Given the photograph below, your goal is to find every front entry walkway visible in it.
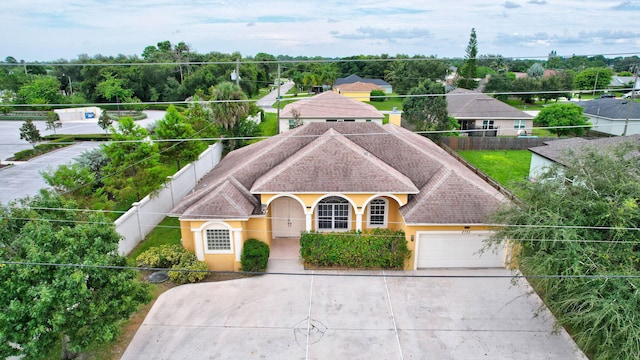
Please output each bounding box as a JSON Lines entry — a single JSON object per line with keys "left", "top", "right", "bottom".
{"left": 267, "top": 238, "right": 304, "bottom": 273}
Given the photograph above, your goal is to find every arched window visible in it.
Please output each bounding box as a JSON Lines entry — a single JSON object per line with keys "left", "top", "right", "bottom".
{"left": 317, "top": 196, "right": 350, "bottom": 231}
{"left": 367, "top": 198, "right": 388, "bottom": 228}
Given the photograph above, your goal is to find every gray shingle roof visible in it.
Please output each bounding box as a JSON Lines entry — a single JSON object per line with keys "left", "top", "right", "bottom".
{"left": 529, "top": 134, "right": 640, "bottom": 166}
{"left": 335, "top": 74, "right": 390, "bottom": 87}
{"left": 171, "top": 122, "right": 506, "bottom": 224}
{"left": 447, "top": 88, "right": 533, "bottom": 120}
{"left": 577, "top": 99, "right": 640, "bottom": 120}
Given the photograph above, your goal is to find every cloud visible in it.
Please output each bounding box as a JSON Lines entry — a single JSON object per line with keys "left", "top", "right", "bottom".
{"left": 332, "top": 27, "right": 431, "bottom": 41}
{"left": 494, "top": 30, "right": 640, "bottom": 49}
{"left": 504, "top": 1, "right": 521, "bottom": 8}
{"left": 528, "top": 0, "right": 546, "bottom": 4}
{"left": 611, "top": 1, "right": 640, "bottom": 10}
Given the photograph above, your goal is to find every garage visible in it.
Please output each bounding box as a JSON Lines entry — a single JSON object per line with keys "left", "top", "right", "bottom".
{"left": 416, "top": 231, "right": 506, "bottom": 269}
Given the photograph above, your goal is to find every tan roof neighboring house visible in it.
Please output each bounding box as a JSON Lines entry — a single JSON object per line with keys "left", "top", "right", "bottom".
{"left": 281, "top": 91, "right": 383, "bottom": 119}
{"left": 334, "top": 81, "right": 382, "bottom": 92}
{"left": 447, "top": 88, "right": 533, "bottom": 120}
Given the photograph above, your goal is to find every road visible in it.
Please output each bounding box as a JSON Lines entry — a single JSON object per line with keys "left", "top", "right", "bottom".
{"left": 0, "top": 111, "right": 165, "bottom": 205}
{"left": 256, "top": 81, "right": 295, "bottom": 112}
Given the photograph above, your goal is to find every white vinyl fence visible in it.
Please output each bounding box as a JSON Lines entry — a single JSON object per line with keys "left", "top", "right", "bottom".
{"left": 115, "top": 143, "right": 223, "bottom": 255}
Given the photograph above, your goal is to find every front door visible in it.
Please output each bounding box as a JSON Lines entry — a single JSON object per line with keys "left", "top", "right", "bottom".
{"left": 271, "top": 197, "right": 306, "bottom": 238}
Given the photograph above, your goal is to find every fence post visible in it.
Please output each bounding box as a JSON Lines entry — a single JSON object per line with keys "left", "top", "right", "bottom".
{"left": 132, "top": 202, "right": 143, "bottom": 241}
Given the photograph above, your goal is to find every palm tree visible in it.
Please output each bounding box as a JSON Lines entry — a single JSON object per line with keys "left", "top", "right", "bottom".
{"left": 209, "top": 81, "right": 250, "bottom": 130}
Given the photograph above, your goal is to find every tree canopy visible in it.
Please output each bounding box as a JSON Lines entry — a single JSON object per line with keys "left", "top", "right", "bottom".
{"left": 487, "top": 141, "right": 640, "bottom": 360}
{"left": 534, "top": 103, "right": 591, "bottom": 136}
{"left": 401, "top": 80, "right": 458, "bottom": 142}
{"left": 0, "top": 191, "right": 150, "bottom": 359}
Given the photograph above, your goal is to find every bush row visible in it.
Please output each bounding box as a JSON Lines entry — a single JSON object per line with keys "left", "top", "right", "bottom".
{"left": 300, "top": 228, "right": 410, "bottom": 269}
{"left": 136, "top": 244, "right": 208, "bottom": 284}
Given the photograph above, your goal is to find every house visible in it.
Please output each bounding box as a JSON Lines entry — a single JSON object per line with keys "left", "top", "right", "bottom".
{"left": 278, "top": 91, "right": 384, "bottom": 133}
{"left": 528, "top": 134, "right": 640, "bottom": 181}
{"left": 608, "top": 76, "right": 640, "bottom": 90}
{"left": 333, "top": 81, "right": 383, "bottom": 102}
{"left": 577, "top": 98, "right": 640, "bottom": 136}
{"left": 335, "top": 74, "right": 393, "bottom": 94}
{"left": 446, "top": 88, "right": 534, "bottom": 136}
{"left": 169, "top": 122, "right": 509, "bottom": 272}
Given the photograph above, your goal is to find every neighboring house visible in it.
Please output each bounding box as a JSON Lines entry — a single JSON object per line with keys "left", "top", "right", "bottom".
{"left": 577, "top": 98, "right": 640, "bottom": 136}
{"left": 333, "top": 81, "right": 383, "bottom": 102}
{"left": 335, "top": 74, "right": 393, "bottom": 94}
{"left": 609, "top": 76, "right": 640, "bottom": 90}
{"left": 170, "top": 122, "right": 509, "bottom": 272}
{"left": 528, "top": 134, "right": 640, "bottom": 181}
{"left": 278, "top": 91, "right": 384, "bottom": 133}
{"left": 446, "top": 88, "right": 534, "bottom": 137}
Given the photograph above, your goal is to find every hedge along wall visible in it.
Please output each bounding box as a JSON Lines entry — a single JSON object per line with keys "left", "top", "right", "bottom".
{"left": 300, "top": 228, "right": 410, "bottom": 269}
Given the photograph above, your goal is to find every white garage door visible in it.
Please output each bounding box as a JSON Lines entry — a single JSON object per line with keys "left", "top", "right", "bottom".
{"left": 416, "top": 231, "right": 506, "bottom": 268}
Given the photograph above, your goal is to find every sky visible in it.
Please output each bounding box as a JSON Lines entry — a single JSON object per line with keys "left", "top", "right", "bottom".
{"left": 1, "top": 0, "right": 639, "bottom": 62}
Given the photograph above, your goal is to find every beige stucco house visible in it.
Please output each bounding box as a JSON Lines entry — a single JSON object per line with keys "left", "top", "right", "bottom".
{"left": 447, "top": 88, "right": 534, "bottom": 136}
{"left": 170, "top": 122, "right": 509, "bottom": 272}
{"left": 279, "top": 91, "right": 384, "bottom": 133}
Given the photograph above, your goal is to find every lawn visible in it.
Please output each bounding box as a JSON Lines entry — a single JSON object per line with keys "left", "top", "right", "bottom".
{"left": 456, "top": 150, "right": 531, "bottom": 193}
{"left": 258, "top": 112, "right": 278, "bottom": 136}
{"left": 127, "top": 216, "right": 182, "bottom": 263}
{"left": 365, "top": 95, "right": 404, "bottom": 111}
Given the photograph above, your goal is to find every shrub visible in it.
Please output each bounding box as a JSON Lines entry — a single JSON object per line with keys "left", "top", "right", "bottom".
{"left": 300, "top": 228, "right": 410, "bottom": 269}
{"left": 137, "top": 244, "right": 209, "bottom": 284}
{"left": 241, "top": 239, "right": 270, "bottom": 272}
{"left": 168, "top": 255, "right": 208, "bottom": 284}
{"left": 370, "top": 89, "right": 386, "bottom": 102}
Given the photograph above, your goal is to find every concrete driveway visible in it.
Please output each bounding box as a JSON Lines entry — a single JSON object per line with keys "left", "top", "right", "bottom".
{"left": 122, "top": 268, "right": 586, "bottom": 360}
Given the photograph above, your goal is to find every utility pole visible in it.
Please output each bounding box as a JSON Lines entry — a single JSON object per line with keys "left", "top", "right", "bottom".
{"left": 276, "top": 62, "right": 281, "bottom": 134}
{"left": 235, "top": 58, "right": 240, "bottom": 87}
{"left": 622, "top": 64, "right": 638, "bottom": 136}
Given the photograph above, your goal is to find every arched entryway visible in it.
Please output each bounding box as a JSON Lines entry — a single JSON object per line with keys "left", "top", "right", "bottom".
{"left": 271, "top": 196, "right": 306, "bottom": 238}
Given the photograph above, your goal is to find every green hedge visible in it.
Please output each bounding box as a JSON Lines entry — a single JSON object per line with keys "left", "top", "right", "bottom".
{"left": 136, "top": 244, "right": 208, "bottom": 285}
{"left": 300, "top": 228, "right": 410, "bottom": 269}
{"left": 241, "top": 239, "right": 270, "bottom": 272}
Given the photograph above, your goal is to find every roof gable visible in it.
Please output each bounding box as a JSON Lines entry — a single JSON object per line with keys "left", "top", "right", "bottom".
{"left": 281, "top": 91, "right": 383, "bottom": 119}
{"left": 251, "top": 128, "right": 419, "bottom": 193}
{"left": 174, "top": 177, "right": 259, "bottom": 219}
{"left": 447, "top": 88, "right": 533, "bottom": 119}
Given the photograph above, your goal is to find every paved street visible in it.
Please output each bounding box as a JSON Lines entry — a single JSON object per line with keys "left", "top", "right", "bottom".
{"left": 122, "top": 268, "right": 586, "bottom": 360}
{"left": 0, "top": 111, "right": 165, "bottom": 204}
{"left": 256, "top": 81, "right": 296, "bottom": 112}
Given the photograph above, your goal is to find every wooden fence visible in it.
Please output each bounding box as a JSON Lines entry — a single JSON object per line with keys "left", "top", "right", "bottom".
{"left": 442, "top": 136, "right": 555, "bottom": 151}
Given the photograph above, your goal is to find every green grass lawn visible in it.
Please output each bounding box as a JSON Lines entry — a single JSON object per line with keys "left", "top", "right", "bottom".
{"left": 456, "top": 150, "right": 531, "bottom": 193}
{"left": 365, "top": 95, "right": 404, "bottom": 111}
{"left": 127, "top": 216, "right": 182, "bottom": 263}
{"left": 259, "top": 112, "right": 278, "bottom": 136}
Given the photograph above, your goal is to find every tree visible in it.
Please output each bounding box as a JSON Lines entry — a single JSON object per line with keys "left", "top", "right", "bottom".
{"left": 534, "top": 103, "right": 591, "bottom": 136}
{"left": 154, "top": 105, "right": 206, "bottom": 169}
{"left": 391, "top": 57, "right": 450, "bottom": 95}
{"left": 457, "top": 28, "right": 478, "bottom": 90}
{"left": 97, "top": 108, "right": 112, "bottom": 134}
{"left": 526, "top": 62, "right": 545, "bottom": 78}
{"left": 401, "top": 80, "right": 458, "bottom": 142}
{"left": 573, "top": 67, "right": 614, "bottom": 91}
{"left": 19, "top": 119, "right": 41, "bottom": 148}
{"left": 483, "top": 73, "right": 512, "bottom": 101}
{"left": 209, "top": 81, "right": 250, "bottom": 130}
{"left": 45, "top": 111, "right": 62, "bottom": 135}
{"left": 487, "top": 141, "right": 640, "bottom": 360}
{"left": 95, "top": 73, "right": 133, "bottom": 114}
{"left": 17, "top": 76, "right": 62, "bottom": 109}
{"left": 217, "top": 116, "right": 261, "bottom": 153}
{"left": 0, "top": 191, "right": 150, "bottom": 360}
{"left": 102, "top": 117, "right": 167, "bottom": 203}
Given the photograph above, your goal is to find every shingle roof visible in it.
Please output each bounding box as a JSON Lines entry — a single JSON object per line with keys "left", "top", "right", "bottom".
{"left": 334, "top": 82, "right": 382, "bottom": 92}
{"left": 577, "top": 99, "right": 640, "bottom": 120}
{"left": 280, "top": 91, "right": 383, "bottom": 119}
{"left": 447, "top": 88, "right": 533, "bottom": 120}
{"left": 335, "top": 74, "right": 390, "bottom": 87}
{"left": 171, "top": 122, "right": 507, "bottom": 224}
{"left": 529, "top": 134, "right": 640, "bottom": 166}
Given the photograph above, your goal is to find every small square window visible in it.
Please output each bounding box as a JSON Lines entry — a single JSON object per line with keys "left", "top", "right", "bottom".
{"left": 206, "top": 229, "right": 231, "bottom": 251}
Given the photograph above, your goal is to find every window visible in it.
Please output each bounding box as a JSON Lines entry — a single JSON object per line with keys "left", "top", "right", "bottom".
{"left": 205, "top": 228, "right": 231, "bottom": 251}
{"left": 514, "top": 120, "right": 526, "bottom": 129}
{"left": 326, "top": 119, "right": 337, "bottom": 122}
{"left": 317, "top": 197, "right": 350, "bottom": 231}
{"left": 289, "top": 119, "right": 295, "bottom": 129}
{"left": 367, "top": 198, "right": 388, "bottom": 227}
{"left": 482, "top": 120, "right": 495, "bottom": 129}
